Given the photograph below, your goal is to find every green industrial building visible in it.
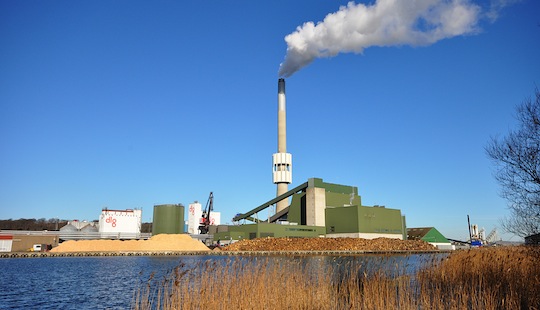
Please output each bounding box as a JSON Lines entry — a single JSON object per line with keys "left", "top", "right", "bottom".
{"left": 211, "top": 223, "right": 326, "bottom": 241}
{"left": 407, "top": 227, "right": 453, "bottom": 250}
{"left": 213, "top": 178, "right": 407, "bottom": 242}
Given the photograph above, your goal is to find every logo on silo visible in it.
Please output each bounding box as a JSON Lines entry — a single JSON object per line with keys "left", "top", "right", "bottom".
{"left": 105, "top": 216, "right": 117, "bottom": 227}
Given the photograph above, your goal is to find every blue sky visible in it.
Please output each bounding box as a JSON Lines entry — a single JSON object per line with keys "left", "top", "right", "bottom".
{"left": 1, "top": 0, "right": 538, "bottom": 241}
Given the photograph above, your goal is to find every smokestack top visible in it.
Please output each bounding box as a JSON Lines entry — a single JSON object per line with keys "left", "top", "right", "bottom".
{"left": 278, "top": 78, "right": 285, "bottom": 94}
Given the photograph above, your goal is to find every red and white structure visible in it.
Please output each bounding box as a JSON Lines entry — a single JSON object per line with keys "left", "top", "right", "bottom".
{"left": 0, "top": 235, "right": 13, "bottom": 252}
{"left": 187, "top": 201, "right": 221, "bottom": 234}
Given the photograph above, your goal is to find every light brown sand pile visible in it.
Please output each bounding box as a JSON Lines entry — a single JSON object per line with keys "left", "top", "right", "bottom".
{"left": 50, "top": 234, "right": 210, "bottom": 252}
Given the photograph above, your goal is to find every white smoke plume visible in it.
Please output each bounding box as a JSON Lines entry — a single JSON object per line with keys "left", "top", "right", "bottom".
{"left": 485, "top": 0, "right": 520, "bottom": 22}
{"left": 278, "top": 0, "right": 482, "bottom": 77}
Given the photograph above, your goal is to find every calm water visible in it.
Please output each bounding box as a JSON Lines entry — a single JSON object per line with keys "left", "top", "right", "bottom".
{"left": 0, "top": 254, "right": 446, "bottom": 310}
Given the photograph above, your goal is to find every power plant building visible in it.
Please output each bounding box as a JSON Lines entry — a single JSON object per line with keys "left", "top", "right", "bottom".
{"left": 215, "top": 178, "right": 407, "bottom": 241}
{"left": 214, "top": 78, "right": 407, "bottom": 242}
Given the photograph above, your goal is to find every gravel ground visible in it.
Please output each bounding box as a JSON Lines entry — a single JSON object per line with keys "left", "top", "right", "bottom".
{"left": 224, "top": 237, "right": 436, "bottom": 252}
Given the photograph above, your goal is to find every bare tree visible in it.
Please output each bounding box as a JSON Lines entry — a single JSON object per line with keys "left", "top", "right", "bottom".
{"left": 0, "top": 218, "right": 69, "bottom": 231}
{"left": 486, "top": 88, "right": 540, "bottom": 238}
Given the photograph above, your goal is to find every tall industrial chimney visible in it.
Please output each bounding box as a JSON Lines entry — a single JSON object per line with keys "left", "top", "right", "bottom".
{"left": 273, "top": 78, "right": 292, "bottom": 213}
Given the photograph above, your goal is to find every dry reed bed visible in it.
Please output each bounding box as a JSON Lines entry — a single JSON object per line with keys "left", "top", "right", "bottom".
{"left": 134, "top": 246, "right": 540, "bottom": 310}
{"left": 416, "top": 246, "right": 540, "bottom": 309}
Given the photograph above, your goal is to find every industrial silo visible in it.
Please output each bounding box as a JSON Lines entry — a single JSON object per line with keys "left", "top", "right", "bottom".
{"left": 152, "top": 204, "right": 185, "bottom": 235}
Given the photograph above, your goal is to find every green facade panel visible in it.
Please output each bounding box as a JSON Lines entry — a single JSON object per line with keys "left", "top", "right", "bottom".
{"left": 325, "top": 205, "right": 404, "bottom": 235}
{"left": 325, "top": 206, "right": 359, "bottom": 233}
{"left": 356, "top": 206, "right": 403, "bottom": 234}
{"left": 214, "top": 223, "right": 325, "bottom": 241}
{"left": 309, "top": 178, "right": 357, "bottom": 195}
{"left": 325, "top": 191, "right": 361, "bottom": 208}
{"left": 402, "top": 216, "right": 407, "bottom": 240}
{"left": 310, "top": 178, "right": 362, "bottom": 207}
{"left": 287, "top": 192, "right": 306, "bottom": 224}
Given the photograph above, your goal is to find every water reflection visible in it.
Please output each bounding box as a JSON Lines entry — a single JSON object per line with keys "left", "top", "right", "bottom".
{"left": 0, "top": 253, "right": 447, "bottom": 309}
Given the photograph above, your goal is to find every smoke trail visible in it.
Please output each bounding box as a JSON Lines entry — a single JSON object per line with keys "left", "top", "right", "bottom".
{"left": 278, "top": 0, "right": 481, "bottom": 77}
{"left": 485, "top": 0, "right": 519, "bottom": 22}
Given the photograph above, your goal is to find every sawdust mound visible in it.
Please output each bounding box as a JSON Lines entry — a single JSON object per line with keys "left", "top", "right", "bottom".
{"left": 50, "top": 234, "right": 210, "bottom": 252}
{"left": 224, "top": 237, "right": 436, "bottom": 252}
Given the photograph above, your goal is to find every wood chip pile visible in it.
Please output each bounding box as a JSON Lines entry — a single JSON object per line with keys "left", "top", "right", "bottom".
{"left": 50, "top": 234, "right": 210, "bottom": 252}
{"left": 224, "top": 237, "right": 436, "bottom": 252}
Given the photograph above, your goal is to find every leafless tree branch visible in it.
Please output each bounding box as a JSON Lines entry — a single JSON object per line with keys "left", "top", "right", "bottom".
{"left": 486, "top": 88, "right": 540, "bottom": 238}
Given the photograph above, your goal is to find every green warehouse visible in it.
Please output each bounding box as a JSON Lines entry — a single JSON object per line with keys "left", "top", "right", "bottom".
{"left": 213, "top": 178, "right": 406, "bottom": 242}
{"left": 407, "top": 227, "right": 454, "bottom": 250}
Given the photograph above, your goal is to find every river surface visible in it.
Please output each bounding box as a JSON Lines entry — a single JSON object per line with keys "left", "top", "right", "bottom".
{"left": 0, "top": 254, "right": 447, "bottom": 310}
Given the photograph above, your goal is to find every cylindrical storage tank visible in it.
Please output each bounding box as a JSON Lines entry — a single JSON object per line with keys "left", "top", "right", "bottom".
{"left": 152, "top": 204, "right": 185, "bottom": 235}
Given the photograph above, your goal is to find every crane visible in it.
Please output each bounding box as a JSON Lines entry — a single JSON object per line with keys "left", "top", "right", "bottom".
{"left": 199, "top": 192, "right": 214, "bottom": 234}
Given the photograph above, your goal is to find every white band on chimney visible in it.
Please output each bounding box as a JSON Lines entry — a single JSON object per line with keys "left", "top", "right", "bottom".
{"left": 273, "top": 152, "right": 292, "bottom": 184}
{"left": 278, "top": 93, "right": 286, "bottom": 111}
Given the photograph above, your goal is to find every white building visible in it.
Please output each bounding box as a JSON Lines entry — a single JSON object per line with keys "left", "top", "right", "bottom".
{"left": 187, "top": 202, "right": 220, "bottom": 234}
{"left": 0, "top": 235, "right": 13, "bottom": 252}
{"left": 98, "top": 208, "right": 142, "bottom": 237}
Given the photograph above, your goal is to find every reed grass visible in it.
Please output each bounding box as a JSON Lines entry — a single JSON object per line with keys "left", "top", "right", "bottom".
{"left": 416, "top": 246, "right": 540, "bottom": 309}
{"left": 133, "top": 246, "right": 540, "bottom": 310}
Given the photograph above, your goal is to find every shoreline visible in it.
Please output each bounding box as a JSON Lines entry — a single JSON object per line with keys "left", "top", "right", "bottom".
{"left": 1, "top": 249, "right": 446, "bottom": 258}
